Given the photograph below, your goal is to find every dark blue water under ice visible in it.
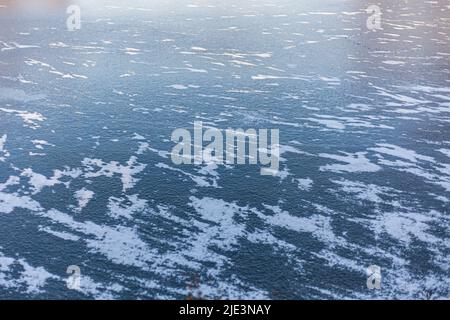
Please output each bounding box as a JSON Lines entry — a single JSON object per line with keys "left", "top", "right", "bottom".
{"left": 0, "top": 0, "right": 448, "bottom": 299}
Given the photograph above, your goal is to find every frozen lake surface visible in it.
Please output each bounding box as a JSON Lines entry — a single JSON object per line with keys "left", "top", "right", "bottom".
{"left": 0, "top": 0, "right": 449, "bottom": 299}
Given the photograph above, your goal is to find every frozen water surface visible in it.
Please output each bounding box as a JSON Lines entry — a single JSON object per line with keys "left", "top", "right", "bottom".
{"left": 0, "top": 0, "right": 449, "bottom": 299}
